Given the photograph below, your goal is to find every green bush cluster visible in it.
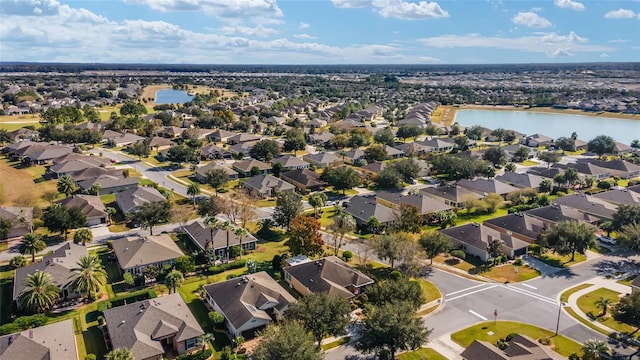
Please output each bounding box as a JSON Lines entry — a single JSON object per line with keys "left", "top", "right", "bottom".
{"left": 176, "top": 349, "right": 212, "bottom": 360}
{"left": 208, "top": 259, "right": 247, "bottom": 275}
{"left": 0, "top": 314, "right": 48, "bottom": 335}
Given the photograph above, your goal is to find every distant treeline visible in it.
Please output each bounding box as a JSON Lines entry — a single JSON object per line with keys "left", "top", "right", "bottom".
{"left": 1, "top": 62, "right": 639, "bottom": 74}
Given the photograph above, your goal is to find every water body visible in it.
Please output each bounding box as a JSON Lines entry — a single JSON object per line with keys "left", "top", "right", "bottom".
{"left": 454, "top": 109, "right": 640, "bottom": 145}
{"left": 155, "top": 89, "right": 194, "bottom": 104}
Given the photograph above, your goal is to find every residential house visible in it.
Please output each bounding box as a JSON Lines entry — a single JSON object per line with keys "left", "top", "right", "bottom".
{"left": 184, "top": 221, "right": 258, "bottom": 258}
{"left": 69, "top": 167, "right": 124, "bottom": 183}
{"left": 526, "top": 204, "right": 600, "bottom": 225}
{"left": 342, "top": 149, "right": 365, "bottom": 164}
{"left": 419, "top": 137, "right": 455, "bottom": 153}
{"left": 384, "top": 145, "right": 405, "bottom": 159}
{"left": 357, "top": 161, "right": 387, "bottom": 179}
{"left": 157, "top": 126, "right": 184, "bottom": 138}
{"left": 228, "top": 141, "right": 257, "bottom": 156}
{"left": 631, "top": 276, "right": 640, "bottom": 294}
{"left": 200, "top": 144, "right": 232, "bottom": 160}
{"left": 584, "top": 159, "right": 640, "bottom": 179}
{"left": 115, "top": 186, "right": 166, "bottom": 214}
{"left": 145, "top": 136, "right": 175, "bottom": 151}
{"left": 456, "top": 178, "right": 520, "bottom": 197}
{"left": 308, "top": 132, "right": 334, "bottom": 145}
{"left": 551, "top": 194, "right": 618, "bottom": 221}
{"left": 440, "top": 222, "right": 530, "bottom": 260}
{"left": 592, "top": 188, "right": 640, "bottom": 206}
{"left": 194, "top": 163, "right": 239, "bottom": 183}
{"left": 76, "top": 174, "right": 139, "bottom": 194}
{"left": 0, "top": 206, "right": 33, "bottom": 239}
{"left": 13, "top": 243, "right": 88, "bottom": 306}
{"left": 283, "top": 256, "right": 374, "bottom": 299}
{"left": 103, "top": 293, "right": 204, "bottom": 360}
{"left": 24, "top": 146, "right": 73, "bottom": 165}
{"left": 461, "top": 334, "right": 565, "bottom": 360}
{"left": 228, "top": 133, "right": 261, "bottom": 145}
{"left": 553, "top": 162, "right": 610, "bottom": 180}
{"left": 502, "top": 144, "right": 535, "bottom": 160}
{"left": 420, "top": 185, "right": 483, "bottom": 208}
{"left": 484, "top": 212, "right": 555, "bottom": 244}
{"left": 0, "top": 319, "right": 79, "bottom": 360}
{"left": 393, "top": 142, "right": 432, "bottom": 156}
{"left": 522, "top": 133, "right": 554, "bottom": 147}
{"left": 281, "top": 168, "right": 324, "bottom": 192}
{"left": 271, "top": 155, "right": 310, "bottom": 171}
{"left": 203, "top": 272, "right": 296, "bottom": 338}
{"left": 7, "top": 127, "right": 39, "bottom": 142}
{"left": 111, "top": 234, "right": 184, "bottom": 276}
{"left": 375, "top": 191, "right": 451, "bottom": 219}
{"left": 243, "top": 174, "right": 295, "bottom": 198}
{"left": 232, "top": 159, "right": 271, "bottom": 177}
{"left": 57, "top": 194, "right": 107, "bottom": 226}
{"left": 343, "top": 195, "right": 398, "bottom": 228}
{"left": 495, "top": 172, "right": 545, "bottom": 190}
{"left": 106, "top": 132, "right": 145, "bottom": 147}
{"left": 207, "top": 129, "right": 236, "bottom": 143}
{"left": 303, "top": 152, "right": 342, "bottom": 168}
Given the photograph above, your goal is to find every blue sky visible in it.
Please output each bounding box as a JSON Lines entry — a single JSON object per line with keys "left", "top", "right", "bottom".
{"left": 1, "top": 0, "right": 638, "bottom": 64}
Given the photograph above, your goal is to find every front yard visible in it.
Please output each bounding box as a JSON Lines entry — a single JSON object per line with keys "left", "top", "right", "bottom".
{"left": 576, "top": 288, "right": 638, "bottom": 337}
{"left": 451, "top": 321, "right": 583, "bottom": 358}
{"left": 535, "top": 250, "right": 587, "bottom": 268}
{"left": 481, "top": 263, "right": 540, "bottom": 283}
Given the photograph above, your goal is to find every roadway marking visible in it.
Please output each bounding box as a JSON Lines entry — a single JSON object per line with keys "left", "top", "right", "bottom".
{"left": 445, "top": 283, "right": 488, "bottom": 297}
{"left": 447, "top": 285, "right": 498, "bottom": 301}
{"left": 520, "top": 283, "right": 537, "bottom": 290}
{"left": 468, "top": 310, "right": 488, "bottom": 321}
{"left": 501, "top": 284, "right": 557, "bottom": 305}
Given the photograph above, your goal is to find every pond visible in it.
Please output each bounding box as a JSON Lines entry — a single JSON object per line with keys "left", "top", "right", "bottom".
{"left": 454, "top": 109, "right": 640, "bottom": 145}
{"left": 155, "top": 89, "right": 194, "bottom": 104}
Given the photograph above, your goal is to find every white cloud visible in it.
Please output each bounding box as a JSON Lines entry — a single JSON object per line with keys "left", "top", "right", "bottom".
{"left": 608, "top": 38, "right": 629, "bottom": 43}
{"left": 299, "top": 22, "right": 310, "bottom": 29}
{"left": 293, "top": 33, "right": 318, "bottom": 40}
{"left": 604, "top": 9, "right": 637, "bottom": 19}
{"left": 554, "top": 0, "right": 585, "bottom": 11}
{"left": 124, "top": 0, "right": 283, "bottom": 19}
{"left": 220, "top": 24, "right": 278, "bottom": 37}
{"left": 600, "top": 53, "right": 609, "bottom": 58}
{"left": 418, "top": 31, "right": 610, "bottom": 58}
{"left": 332, "top": 0, "right": 449, "bottom": 20}
{"left": 512, "top": 12, "right": 552, "bottom": 28}
{"left": 418, "top": 56, "right": 442, "bottom": 63}
{"left": 550, "top": 48, "right": 572, "bottom": 57}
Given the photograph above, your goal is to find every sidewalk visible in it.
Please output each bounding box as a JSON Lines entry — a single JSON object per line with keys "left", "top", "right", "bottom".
{"left": 428, "top": 334, "right": 465, "bottom": 360}
{"left": 564, "top": 278, "right": 633, "bottom": 335}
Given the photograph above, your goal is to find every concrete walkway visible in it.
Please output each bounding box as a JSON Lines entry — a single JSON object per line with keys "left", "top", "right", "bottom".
{"left": 429, "top": 335, "right": 465, "bottom": 360}
{"left": 564, "top": 278, "right": 633, "bottom": 335}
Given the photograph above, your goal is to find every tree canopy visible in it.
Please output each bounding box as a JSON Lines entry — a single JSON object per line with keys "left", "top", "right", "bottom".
{"left": 587, "top": 135, "right": 616, "bottom": 156}
{"left": 128, "top": 200, "right": 172, "bottom": 235}
{"left": 538, "top": 221, "right": 596, "bottom": 261}
{"left": 286, "top": 215, "right": 323, "bottom": 256}
{"left": 252, "top": 321, "right": 322, "bottom": 360}
{"left": 287, "top": 293, "right": 351, "bottom": 349}
{"left": 249, "top": 139, "right": 281, "bottom": 161}
{"left": 272, "top": 192, "right": 303, "bottom": 229}
{"left": 320, "top": 166, "right": 361, "bottom": 195}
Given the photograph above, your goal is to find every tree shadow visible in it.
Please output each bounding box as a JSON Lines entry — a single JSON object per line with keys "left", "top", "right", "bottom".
{"left": 591, "top": 259, "right": 639, "bottom": 278}
{"left": 538, "top": 267, "right": 577, "bottom": 279}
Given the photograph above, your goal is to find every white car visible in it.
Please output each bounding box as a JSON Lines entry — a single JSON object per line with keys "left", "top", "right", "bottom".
{"left": 326, "top": 201, "right": 336, "bottom": 206}
{"left": 598, "top": 235, "right": 616, "bottom": 245}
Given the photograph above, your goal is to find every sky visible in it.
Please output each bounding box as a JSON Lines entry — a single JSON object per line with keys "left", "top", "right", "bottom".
{"left": 0, "top": 0, "right": 639, "bottom": 65}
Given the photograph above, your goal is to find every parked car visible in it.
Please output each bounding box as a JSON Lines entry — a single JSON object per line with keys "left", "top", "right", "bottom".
{"left": 598, "top": 235, "right": 616, "bottom": 245}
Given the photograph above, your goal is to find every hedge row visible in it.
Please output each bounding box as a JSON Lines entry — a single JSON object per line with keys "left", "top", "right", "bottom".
{"left": 0, "top": 314, "right": 48, "bottom": 335}
{"left": 208, "top": 259, "right": 247, "bottom": 275}
{"left": 97, "top": 289, "right": 158, "bottom": 311}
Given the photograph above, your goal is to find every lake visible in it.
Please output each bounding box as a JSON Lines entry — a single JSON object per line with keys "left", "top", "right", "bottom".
{"left": 155, "top": 89, "right": 194, "bottom": 104}
{"left": 454, "top": 109, "right": 640, "bottom": 145}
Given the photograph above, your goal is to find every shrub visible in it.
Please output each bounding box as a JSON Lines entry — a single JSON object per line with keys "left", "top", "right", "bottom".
{"left": 123, "top": 272, "right": 135, "bottom": 287}
{"left": 538, "top": 337, "right": 551, "bottom": 345}
{"left": 389, "top": 270, "right": 402, "bottom": 280}
{"left": 271, "top": 255, "right": 282, "bottom": 271}
{"left": 106, "top": 240, "right": 113, "bottom": 250}
{"left": 0, "top": 323, "right": 22, "bottom": 335}
{"left": 496, "top": 340, "right": 508, "bottom": 350}
{"left": 9, "top": 256, "right": 26, "bottom": 269}
{"left": 528, "top": 244, "right": 541, "bottom": 256}
{"left": 175, "top": 256, "right": 196, "bottom": 273}
{"left": 343, "top": 250, "right": 353, "bottom": 262}
{"left": 451, "top": 250, "right": 466, "bottom": 260}
{"left": 597, "top": 180, "right": 612, "bottom": 189}
{"left": 0, "top": 314, "right": 48, "bottom": 335}
{"left": 505, "top": 333, "right": 518, "bottom": 342}
{"left": 176, "top": 349, "right": 213, "bottom": 360}
{"left": 208, "top": 259, "right": 247, "bottom": 275}
{"left": 85, "top": 354, "right": 97, "bottom": 360}
{"left": 513, "top": 258, "right": 523, "bottom": 266}
{"left": 97, "top": 316, "right": 105, "bottom": 326}
{"left": 209, "top": 311, "right": 225, "bottom": 324}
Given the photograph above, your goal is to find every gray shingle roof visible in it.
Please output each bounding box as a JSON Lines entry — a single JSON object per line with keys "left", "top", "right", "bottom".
{"left": 243, "top": 174, "right": 295, "bottom": 193}
{"left": 283, "top": 256, "right": 374, "bottom": 299}
{"left": 103, "top": 293, "right": 204, "bottom": 360}
{"left": 57, "top": 194, "right": 107, "bottom": 220}
{"left": 0, "top": 319, "right": 78, "bottom": 360}
{"left": 183, "top": 221, "right": 258, "bottom": 251}
{"left": 115, "top": 186, "right": 166, "bottom": 213}
{"left": 203, "top": 271, "right": 296, "bottom": 330}
{"left": 343, "top": 195, "right": 398, "bottom": 224}
{"left": 111, "top": 234, "right": 184, "bottom": 270}
{"left": 457, "top": 178, "right": 520, "bottom": 196}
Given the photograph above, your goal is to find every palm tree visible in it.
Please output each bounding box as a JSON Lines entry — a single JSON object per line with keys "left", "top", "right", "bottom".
{"left": 165, "top": 269, "right": 184, "bottom": 293}
{"left": 19, "top": 232, "right": 46, "bottom": 263}
{"left": 72, "top": 255, "right": 107, "bottom": 299}
{"left": 105, "top": 207, "right": 116, "bottom": 225}
{"left": 220, "top": 221, "right": 232, "bottom": 262}
{"left": 582, "top": 339, "right": 610, "bottom": 360}
{"left": 73, "top": 228, "right": 93, "bottom": 246}
{"left": 89, "top": 183, "right": 101, "bottom": 196}
{"left": 105, "top": 348, "right": 134, "bottom": 360}
{"left": 187, "top": 183, "right": 201, "bottom": 208}
{"left": 594, "top": 297, "right": 612, "bottom": 316}
{"left": 198, "top": 333, "right": 215, "bottom": 351}
{"left": 308, "top": 192, "right": 327, "bottom": 218}
{"left": 18, "top": 270, "right": 60, "bottom": 314}
{"left": 204, "top": 216, "right": 219, "bottom": 263}
{"left": 233, "top": 227, "right": 249, "bottom": 261}
{"left": 57, "top": 175, "right": 77, "bottom": 198}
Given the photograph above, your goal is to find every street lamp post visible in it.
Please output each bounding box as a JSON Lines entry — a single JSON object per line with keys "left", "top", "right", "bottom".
{"left": 555, "top": 302, "right": 565, "bottom": 336}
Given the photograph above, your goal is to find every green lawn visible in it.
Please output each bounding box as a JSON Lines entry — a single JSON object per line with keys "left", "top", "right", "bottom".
{"left": 399, "top": 347, "right": 448, "bottom": 360}
{"left": 417, "top": 279, "right": 441, "bottom": 303}
{"left": 321, "top": 337, "right": 350, "bottom": 351}
{"left": 575, "top": 288, "right": 638, "bottom": 337}
{"left": 535, "top": 251, "right": 587, "bottom": 268}
{"left": 481, "top": 264, "right": 540, "bottom": 283}
{"left": 451, "top": 321, "right": 583, "bottom": 358}
{"left": 0, "top": 266, "right": 15, "bottom": 324}
{"left": 456, "top": 208, "right": 508, "bottom": 226}
{"left": 434, "top": 254, "right": 485, "bottom": 274}
{"left": 617, "top": 276, "right": 636, "bottom": 286}
{"left": 560, "top": 283, "right": 593, "bottom": 303}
